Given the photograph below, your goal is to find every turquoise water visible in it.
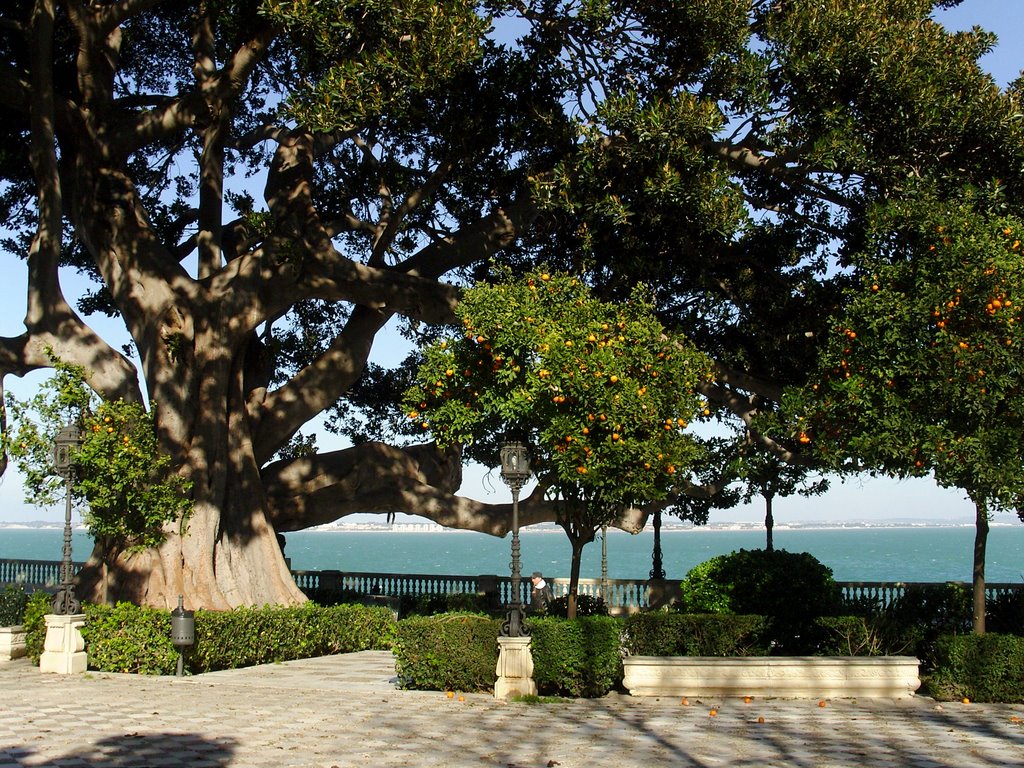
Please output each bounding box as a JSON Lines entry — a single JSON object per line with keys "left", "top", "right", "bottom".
{"left": 2, "top": 525, "right": 1022, "bottom": 583}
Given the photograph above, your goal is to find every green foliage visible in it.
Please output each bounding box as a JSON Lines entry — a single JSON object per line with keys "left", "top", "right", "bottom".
{"left": 189, "top": 603, "right": 397, "bottom": 672}
{"left": 987, "top": 590, "right": 1024, "bottom": 635}
{"left": 401, "top": 592, "right": 492, "bottom": 617}
{"left": 262, "top": 0, "right": 488, "bottom": 130}
{"left": 546, "top": 593, "right": 608, "bottom": 618}
{"left": 529, "top": 616, "right": 622, "bottom": 698}
{"left": 791, "top": 191, "right": 1024, "bottom": 516}
{"left": 393, "top": 613, "right": 500, "bottom": 692}
{"left": 879, "top": 583, "right": 972, "bottom": 665}
{"left": 405, "top": 269, "right": 714, "bottom": 508}
{"left": 622, "top": 613, "right": 768, "bottom": 657}
{"left": 929, "top": 633, "right": 1024, "bottom": 703}
{"left": 0, "top": 585, "right": 28, "bottom": 626}
{"left": 81, "top": 602, "right": 178, "bottom": 674}
{"left": 22, "top": 592, "right": 52, "bottom": 662}
{"left": 3, "top": 357, "right": 191, "bottom": 550}
{"left": 678, "top": 549, "right": 842, "bottom": 651}
{"left": 28, "top": 600, "right": 395, "bottom": 674}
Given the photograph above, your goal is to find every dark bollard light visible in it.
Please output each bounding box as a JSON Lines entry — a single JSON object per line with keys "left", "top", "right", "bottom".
{"left": 499, "top": 441, "right": 531, "bottom": 638}
{"left": 51, "top": 423, "right": 83, "bottom": 615}
{"left": 170, "top": 595, "right": 195, "bottom": 677}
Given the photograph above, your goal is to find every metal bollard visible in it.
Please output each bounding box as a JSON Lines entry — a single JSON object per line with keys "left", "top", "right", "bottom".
{"left": 170, "top": 595, "right": 195, "bottom": 677}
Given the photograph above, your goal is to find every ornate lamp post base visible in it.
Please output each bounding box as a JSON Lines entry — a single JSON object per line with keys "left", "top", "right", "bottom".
{"left": 494, "top": 635, "right": 537, "bottom": 699}
{"left": 39, "top": 613, "right": 87, "bottom": 675}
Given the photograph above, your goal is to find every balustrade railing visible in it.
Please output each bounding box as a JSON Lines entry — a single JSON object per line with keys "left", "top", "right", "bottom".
{"left": 0, "top": 558, "right": 82, "bottom": 591}
{"left": 4, "top": 558, "right": 1022, "bottom": 614}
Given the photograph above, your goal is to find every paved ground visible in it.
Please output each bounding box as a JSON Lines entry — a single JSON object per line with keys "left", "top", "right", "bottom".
{"left": 2, "top": 652, "right": 1024, "bottom": 768}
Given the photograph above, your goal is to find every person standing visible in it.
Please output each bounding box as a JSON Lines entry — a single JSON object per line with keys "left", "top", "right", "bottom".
{"left": 530, "top": 571, "right": 553, "bottom": 613}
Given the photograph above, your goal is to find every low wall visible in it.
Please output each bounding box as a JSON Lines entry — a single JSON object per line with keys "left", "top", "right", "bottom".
{"left": 0, "top": 626, "right": 26, "bottom": 662}
{"left": 622, "top": 656, "right": 921, "bottom": 699}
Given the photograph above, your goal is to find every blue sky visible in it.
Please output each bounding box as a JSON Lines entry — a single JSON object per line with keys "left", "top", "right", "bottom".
{"left": 1, "top": 1, "right": 1022, "bottom": 525}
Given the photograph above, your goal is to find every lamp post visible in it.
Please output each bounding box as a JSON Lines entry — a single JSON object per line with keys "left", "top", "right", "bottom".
{"left": 499, "top": 441, "right": 531, "bottom": 637}
{"left": 51, "top": 423, "right": 83, "bottom": 615}
{"left": 649, "top": 508, "right": 666, "bottom": 580}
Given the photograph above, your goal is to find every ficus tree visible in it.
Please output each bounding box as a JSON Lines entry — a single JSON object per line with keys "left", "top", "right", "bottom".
{"left": 788, "top": 188, "right": 1024, "bottom": 632}
{"left": 405, "top": 269, "right": 715, "bottom": 617}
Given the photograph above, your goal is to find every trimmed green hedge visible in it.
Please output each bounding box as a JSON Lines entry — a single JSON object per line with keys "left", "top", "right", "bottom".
{"left": 393, "top": 613, "right": 624, "bottom": 697}
{"left": 530, "top": 616, "right": 622, "bottom": 697}
{"left": 24, "top": 599, "right": 396, "bottom": 674}
{"left": 623, "top": 613, "right": 769, "bottom": 656}
{"left": 928, "top": 633, "right": 1024, "bottom": 703}
{"left": 393, "top": 613, "right": 501, "bottom": 692}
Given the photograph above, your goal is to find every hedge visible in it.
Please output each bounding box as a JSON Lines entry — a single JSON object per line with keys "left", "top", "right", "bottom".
{"left": 623, "top": 613, "right": 769, "bottom": 657}
{"left": 393, "top": 613, "right": 501, "bottom": 692}
{"left": 24, "top": 599, "right": 397, "bottom": 674}
{"left": 928, "top": 633, "right": 1024, "bottom": 703}
{"left": 529, "top": 616, "right": 621, "bottom": 697}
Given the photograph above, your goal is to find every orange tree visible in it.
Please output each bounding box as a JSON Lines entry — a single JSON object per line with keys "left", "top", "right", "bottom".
{"left": 404, "top": 269, "right": 714, "bottom": 617}
{"left": 785, "top": 188, "right": 1024, "bottom": 632}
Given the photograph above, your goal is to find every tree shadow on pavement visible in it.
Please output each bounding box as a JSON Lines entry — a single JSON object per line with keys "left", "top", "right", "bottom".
{"left": 1, "top": 732, "right": 237, "bottom": 768}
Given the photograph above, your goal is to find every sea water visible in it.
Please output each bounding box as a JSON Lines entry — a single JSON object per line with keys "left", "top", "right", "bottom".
{"left": 1, "top": 525, "right": 1022, "bottom": 583}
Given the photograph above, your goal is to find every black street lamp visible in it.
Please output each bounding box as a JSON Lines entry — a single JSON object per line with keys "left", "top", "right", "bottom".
{"left": 499, "top": 441, "right": 531, "bottom": 637}
{"left": 52, "top": 423, "right": 82, "bottom": 615}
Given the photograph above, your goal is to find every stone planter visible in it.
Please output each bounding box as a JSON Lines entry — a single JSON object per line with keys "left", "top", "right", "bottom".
{"left": 623, "top": 655, "right": 921, "bottom": 699}
{"left": 0, "top": 625, "right": 27, "bottom": 662}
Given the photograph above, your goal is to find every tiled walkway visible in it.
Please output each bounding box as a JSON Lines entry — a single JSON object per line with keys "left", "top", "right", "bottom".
{"left": 2, "top": 652, "right": 1023, "bottom": 767}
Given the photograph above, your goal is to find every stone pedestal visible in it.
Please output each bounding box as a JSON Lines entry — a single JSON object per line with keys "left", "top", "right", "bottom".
{"left": 494, "top": 635, "right": 537, "bottom": 699}
{"left": 0, "top": 626, "right": 26, "bottom": 662}
{"left": 39, "top": 613, "right": 87, "bottom": 675}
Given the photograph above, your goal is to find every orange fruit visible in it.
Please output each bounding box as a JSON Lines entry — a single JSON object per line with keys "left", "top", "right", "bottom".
{"left": 962, "top": 697, "right": 971, "bottom": 705}
{"left": 709, "top": 709, "right": 717, "bottom": 717}
{"left": 818, "top": 700, "right": 827, "bottom": 708}
{"left": 680, "top": 698, "right": 689, "bottom": 706}
{"left": 743, "top": 697, "right": 752, "bottom": 704}
{"left": 447, "top": 691, "right": 454, "bottom": 699}
{"left": 458, "top": 695, "right": 466, "bottom": 702}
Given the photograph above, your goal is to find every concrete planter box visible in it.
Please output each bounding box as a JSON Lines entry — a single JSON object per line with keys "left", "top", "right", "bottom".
{"left": 623, "top": 655, "right": 921, "bottom": 698}
{"left": 0, "top": 626, "right": 27, "bottom": 662}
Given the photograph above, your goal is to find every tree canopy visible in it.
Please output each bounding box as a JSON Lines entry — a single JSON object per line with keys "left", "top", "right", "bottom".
{"left": 1, "top": 0, "right": 1021, "bottom": 607}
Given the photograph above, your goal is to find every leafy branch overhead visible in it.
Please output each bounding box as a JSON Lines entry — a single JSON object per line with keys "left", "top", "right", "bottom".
{"left": 406, "top": 269, "right": 715, "bottom": 508}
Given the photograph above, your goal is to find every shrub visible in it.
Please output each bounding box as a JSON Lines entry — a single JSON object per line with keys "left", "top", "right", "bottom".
{"left": 530, "top": 616, "right": 622, "bottom": 697}
{"left": 0, "top": 585, "right": 29, "bottom": 626}
{"left": 809, "top": 616, "right": 907, "bottom": 656}
{"left": 879, "top": 583, "right": 972, "bottom": 666}
{"left": 402, "top": 592, "right": 492, "bottom": 617}
{"left": 393, "top": 613, "right": 500, "bottom": 692}
{"left": 546, "top": 594, "right": 608, "bottom": 618}
{"left": 189, "top": 602, "right": 397, "bottom": 672}
{"left": 622, "top": 613, "right": 768, "bottom": 657}
{"left": 987, "top": 589, "right": 1024, "bottom": 635}
{"left": 22, "top": 591, "right": 53, "bottom": 662}
{"left": 82, "top": 602, "right": 178, "bottom": 674}
{"left": 27, "top": 599, "right": 396, "bottom": 673}
{"left": 678, "top": 549, "right": 842, "bottom": 651}
{"left": 928, "top": 633, "right": 1024, "bottom": 703}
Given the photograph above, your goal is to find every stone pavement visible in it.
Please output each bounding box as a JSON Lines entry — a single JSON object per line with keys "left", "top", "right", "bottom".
{"left": 2, "top": 652, "right": 1024, "bottom": 768}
